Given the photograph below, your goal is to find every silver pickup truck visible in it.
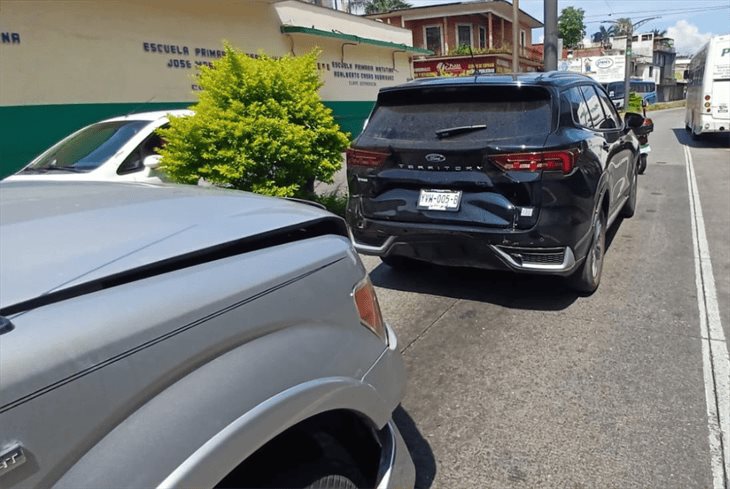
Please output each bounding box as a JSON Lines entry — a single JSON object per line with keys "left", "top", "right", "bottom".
{"left": 0, "top": 181, "right": 414, "bottom": 489}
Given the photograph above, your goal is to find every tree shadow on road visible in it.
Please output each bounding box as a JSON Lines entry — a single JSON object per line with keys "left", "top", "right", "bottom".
{"left": 393, "top": 405, "right": 436, "bottom": 489}
{"left": 672, "top": 128, "right": 730, "bottom": 148}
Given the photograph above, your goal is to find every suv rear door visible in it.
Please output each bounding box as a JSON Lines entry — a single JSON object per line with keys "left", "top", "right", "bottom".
{"left": 578, "top": 84, "right": 632, "bottom": 216}
{"left": 347, "top": 84, "right": 559, "bottom": 230}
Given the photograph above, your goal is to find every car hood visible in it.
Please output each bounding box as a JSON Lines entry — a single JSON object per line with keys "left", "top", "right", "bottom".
{"left": 0, "top": 181, "right": 336, "bottom": 311}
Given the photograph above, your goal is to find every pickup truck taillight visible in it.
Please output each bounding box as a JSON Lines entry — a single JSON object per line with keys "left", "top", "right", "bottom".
{"left": 352, "top": 278, "right": 387, "bottom": 344}
{"left": 490, "top": 149, "right": 580, "bottom": 174}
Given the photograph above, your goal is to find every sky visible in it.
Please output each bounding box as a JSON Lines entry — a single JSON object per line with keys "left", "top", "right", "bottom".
{"left": 408, "top": 0, "right": 729, "bottom": 55}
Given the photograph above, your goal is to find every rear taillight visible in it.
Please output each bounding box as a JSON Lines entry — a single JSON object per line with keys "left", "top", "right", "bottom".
{"left": 346, "top": 148, "right": 389, "bottom": 168}
{"left": 352, "top": 278, "right": 387, "bottom": 343}
{"left": 643, "top": 117, "right": 653, "bottom": 126}
{"left": 489, "top": 149, "right": 580, "bottom": 174}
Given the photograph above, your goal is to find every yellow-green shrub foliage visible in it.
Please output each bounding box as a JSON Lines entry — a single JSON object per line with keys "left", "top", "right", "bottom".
{"left": 158, "top": 45, "right": 349, "bottom": 197}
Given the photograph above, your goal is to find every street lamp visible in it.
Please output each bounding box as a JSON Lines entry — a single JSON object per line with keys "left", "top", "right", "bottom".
{"left": 602, "top": 17, "right": 660, "bottom": 110}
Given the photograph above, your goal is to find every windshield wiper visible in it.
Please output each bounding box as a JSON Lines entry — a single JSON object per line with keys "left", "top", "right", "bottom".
{"left": 39, "top": 166, "right": 86, "bottom": 173}
{"left": 435, "top": 124, "right": 487, "bottom": 139}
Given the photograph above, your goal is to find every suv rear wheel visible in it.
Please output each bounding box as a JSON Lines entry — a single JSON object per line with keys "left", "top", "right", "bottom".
{"left": 569, "top": 208, "right": 606, "bottom": 295}
{"left": 621, "top": 163, "right": 638, "bottom": 218}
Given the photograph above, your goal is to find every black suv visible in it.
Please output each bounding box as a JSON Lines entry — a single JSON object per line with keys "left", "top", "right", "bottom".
{"left": 345, "top": 72, "right": 643, "bottom": 293}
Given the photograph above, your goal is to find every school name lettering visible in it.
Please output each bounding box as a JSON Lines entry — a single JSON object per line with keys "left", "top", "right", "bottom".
{"left": 331, "top": 60, "right": 395, "bottom": 84}
{"left": 143, "top": 41, "right": 269, "bottom": 72}
{"left": 1, "top": 32, "right": 21, "bottom": 44}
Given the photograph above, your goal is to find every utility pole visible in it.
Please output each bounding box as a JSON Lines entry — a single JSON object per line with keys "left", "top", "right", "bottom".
{"left": 512, "top": 0, "right": 519, "bottom": 72}
{"left": 603, "top": 17, "right": 660, "bottom": 110}
{"left": 543, "top": 0, "right": 558, "bottom": 71}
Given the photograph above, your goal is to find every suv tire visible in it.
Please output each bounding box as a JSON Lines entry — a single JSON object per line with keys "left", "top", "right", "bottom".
{"left": 569, "top": 208, "right": 606, "bottom": 295}
{"left": 621, "top": 163, "right": 638, "bottom": 218}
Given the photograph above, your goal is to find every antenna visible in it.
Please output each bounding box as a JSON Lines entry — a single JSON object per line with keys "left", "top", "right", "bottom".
{"left": 468, "top": 45, "right": 481, "bottom": 80}
{"left": 123, "top": 94, "right": 157, "bottom": 117}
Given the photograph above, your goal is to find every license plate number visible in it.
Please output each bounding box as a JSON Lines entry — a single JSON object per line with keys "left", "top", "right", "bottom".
{"left": 417, "top": 189, "right": 462, "bottom": 211}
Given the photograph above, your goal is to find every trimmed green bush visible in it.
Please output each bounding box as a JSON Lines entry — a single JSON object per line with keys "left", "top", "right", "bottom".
{"left": 158, "top": 44, "right": 349, "bottom": 197}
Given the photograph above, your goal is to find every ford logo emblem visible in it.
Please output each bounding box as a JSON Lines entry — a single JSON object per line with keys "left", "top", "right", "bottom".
{"left": 596, "top": 57, "right": 614, "bottom": 69}
{"left": 425, "top": 153, "right": 446, "bottom": 163}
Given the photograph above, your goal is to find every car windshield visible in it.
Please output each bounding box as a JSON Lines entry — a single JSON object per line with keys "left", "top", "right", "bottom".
{"left": 27, "top": 120, "right": 150, "bottom": 172}
{"left": 363, "top": 85, "right": 553, "bottom": 142}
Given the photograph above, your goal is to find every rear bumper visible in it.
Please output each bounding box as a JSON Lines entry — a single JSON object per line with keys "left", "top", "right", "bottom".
{"left": 350, "top": 219, "right": 580, "bottom": 275}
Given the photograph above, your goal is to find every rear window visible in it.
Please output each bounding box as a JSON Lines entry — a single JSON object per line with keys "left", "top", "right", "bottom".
{"left": 363, "top": 85, "right": 553, "bottom": 142}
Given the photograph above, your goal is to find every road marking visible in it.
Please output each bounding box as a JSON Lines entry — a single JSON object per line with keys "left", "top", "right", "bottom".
{"left": 684, "top": 144, "right": 730, "bottom": 488}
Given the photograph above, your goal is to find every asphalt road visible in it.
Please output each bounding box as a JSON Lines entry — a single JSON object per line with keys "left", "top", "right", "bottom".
{"left": 359, "top": 108, "right": 730, "bottom": 488}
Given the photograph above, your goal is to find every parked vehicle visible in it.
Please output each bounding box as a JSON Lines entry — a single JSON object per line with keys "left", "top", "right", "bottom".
{"left": 685, "top": 34, "right": 730, "bottom": 138}
{"left": 0, "top": 181, "right": 414, "bottom": 489}
{"left": 4, "top": 110, "right": 192, "bottom": 183}
{"left": 630, "top": 80, "right": 658, "bottom": 105}
{"left": 601, "top": 80, "right": 657, "bottom": 110}
{"left": 636, "top": 100, "right": 654, "bottom": 175}
{"left": 602, "top": 80, "right": 626, "bottom": 109}
{"left": 346, "top": 72, "right": 643, "bottom": 293}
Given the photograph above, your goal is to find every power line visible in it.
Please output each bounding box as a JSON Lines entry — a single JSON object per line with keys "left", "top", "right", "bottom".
{"left": 584, "top": 4, "right": 728, "bottom": 19}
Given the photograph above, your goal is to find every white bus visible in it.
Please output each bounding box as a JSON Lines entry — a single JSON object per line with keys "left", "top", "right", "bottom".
{"left": 685, "top": 34, "right": 730, "bottom": 137}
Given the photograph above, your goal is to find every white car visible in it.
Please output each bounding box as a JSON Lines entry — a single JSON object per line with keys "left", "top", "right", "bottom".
{"left": 4, "top": 109, "right": 192, "bottom": 183}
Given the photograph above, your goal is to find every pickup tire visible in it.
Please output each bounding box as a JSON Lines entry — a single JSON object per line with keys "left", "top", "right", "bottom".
{"left": 305, "top": 475, "right": 358, "bottom": 489}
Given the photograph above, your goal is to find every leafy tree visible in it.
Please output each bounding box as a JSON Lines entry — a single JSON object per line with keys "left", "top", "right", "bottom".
{"left": 650, "top": 28, "right": 667, "bottom": 37}
{"left": 158, "top": 45, "right": 349, "bottom": 197}
{"left": 360, "top": 0, "right": 412, "bottom": 15}
{"left": 558, "top": 7, "right": 586, "bottom": 49}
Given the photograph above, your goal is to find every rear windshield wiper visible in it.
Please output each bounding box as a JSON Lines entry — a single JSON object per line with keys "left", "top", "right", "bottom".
{"left": 435, "top": 124, "right": 487, "bottom": 139}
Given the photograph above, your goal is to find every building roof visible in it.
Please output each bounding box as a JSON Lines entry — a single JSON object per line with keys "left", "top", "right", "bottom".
{"left": 366, "top": 0, "right": 543, "bottom": 29}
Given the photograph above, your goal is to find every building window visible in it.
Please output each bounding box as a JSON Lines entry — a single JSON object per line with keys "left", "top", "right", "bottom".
{"left": 425, "top": 25, "right": 442, "bottom": 55}
{"left": 479, "top": 26, "right": 487, "bottom": 49}
{"left": 520, "top": 29, "right": 526, "bottom": 47}
{"left": 457, "top": 24, "right": 472, "bottom": 48}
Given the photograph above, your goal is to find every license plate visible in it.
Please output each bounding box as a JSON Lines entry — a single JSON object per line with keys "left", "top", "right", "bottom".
{"left": 417, "top": 189, "right": 462, "bottom": 211}
{"left": 640, "top": 144, "right": 651, "bottom": 153}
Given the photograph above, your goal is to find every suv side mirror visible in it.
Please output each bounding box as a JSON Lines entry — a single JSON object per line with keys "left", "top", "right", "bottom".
{"left": 624, "top": 112, "right": 645, "bottom": 130}
{"left": 143, "top": 154, "right": 162, "bottom": 169}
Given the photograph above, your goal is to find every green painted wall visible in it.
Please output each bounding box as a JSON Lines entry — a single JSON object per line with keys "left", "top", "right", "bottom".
{"left": 0, "top": 100, "right": 374, "bottom": 178}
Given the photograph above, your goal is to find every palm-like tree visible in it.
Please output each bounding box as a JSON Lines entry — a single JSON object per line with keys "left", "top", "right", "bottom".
{"left": 592, "top": 25, "right": 616, "bottom": 47}
{"left": 613, "top": 18, "right": 634, "bottom": 36}
{"left": 650, "top": 28, "right": 667, "bottom": 37}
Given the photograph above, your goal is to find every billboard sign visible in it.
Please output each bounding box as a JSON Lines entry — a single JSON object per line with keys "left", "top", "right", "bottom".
{"left": 559, "top": 55, "right": 626, "bottom": 83}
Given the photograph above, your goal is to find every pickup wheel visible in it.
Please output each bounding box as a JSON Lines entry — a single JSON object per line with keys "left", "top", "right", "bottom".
{"left": 569, "top": 208, "right": 606, "bottom": 295}
{"left": 305, "top": 475, "right": 358, "bottom": 489}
